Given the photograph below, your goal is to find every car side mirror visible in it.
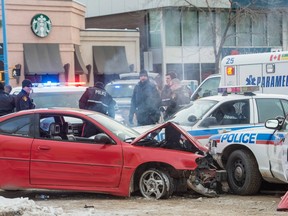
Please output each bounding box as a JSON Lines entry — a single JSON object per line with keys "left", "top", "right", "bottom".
{"left": 94, "top": 133, "right": 114, "bottom": 144}
{"left": 200, "top": 117, "right": 217, "bottom": 128}
{"left": 188, "top": 115, "right": 197, "bottom": 122}
{"left": 265, "top": 119, "right": 280, "bottom": 129}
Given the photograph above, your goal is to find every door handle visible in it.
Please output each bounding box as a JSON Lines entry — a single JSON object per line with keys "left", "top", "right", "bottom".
{"left": 38, "top": 146, "right": 51, "bottom": 150}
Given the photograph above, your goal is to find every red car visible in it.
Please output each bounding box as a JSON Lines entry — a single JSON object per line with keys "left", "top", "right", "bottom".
{"left": 0, "top": 108, "right": 218, "bottom": 199}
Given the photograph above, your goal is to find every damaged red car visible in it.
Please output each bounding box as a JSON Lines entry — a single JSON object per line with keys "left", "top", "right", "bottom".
{"left": 0, "top": 108, "right": 220, "bottom": 199}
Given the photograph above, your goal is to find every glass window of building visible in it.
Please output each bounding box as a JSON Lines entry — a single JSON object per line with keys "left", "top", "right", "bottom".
{"left": 149, "top": 10, "right": 162, "bottom": 48}
{"left": 237, "top": 16, "right": 252, "bottom": 46}
{"left": 199, "top": 12, "right": 214, "bottom": 46}
{"left": 220, "top": 12, "right": 236, "bottom": 46}
{"left": 182, "top": 10, "right": 198, "bottom": 46}
{"left": 184, "top": 64, "right": 200, "bottom": 81}
{"left": 267, "top": 13, "right": 282, "bottom": 46}
{"left": 252, "top": 13, "right": 266, "bottom": 46}
{"left": 165, "top": 9, "right": 181, "bottom": 46}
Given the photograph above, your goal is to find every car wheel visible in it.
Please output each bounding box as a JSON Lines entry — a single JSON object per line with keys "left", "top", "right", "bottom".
{"left": 226, "top": 149, "right": 262, "bottom": 195}
{"left": 139, "top": 168, "right": 174, "bottom": 199}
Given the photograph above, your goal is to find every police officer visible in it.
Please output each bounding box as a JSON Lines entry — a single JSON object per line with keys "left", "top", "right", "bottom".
{"left": 79, "top": 81, "right": 116, "bottom": 118}
{"left": 15, "top": 79, "right": 35, "bottom": 111}
{"left": 0, "top": 82, "right": 15, "bottom": 116}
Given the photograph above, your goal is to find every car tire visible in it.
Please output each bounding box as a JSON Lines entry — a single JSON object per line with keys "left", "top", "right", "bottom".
{"left": 226, "top": 149, "right": 262, "bottom": 195}
{"left": 139, "top": 168, "right": 174, "bottom": 199}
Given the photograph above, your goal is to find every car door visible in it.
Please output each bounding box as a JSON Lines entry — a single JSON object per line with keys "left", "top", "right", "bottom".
{"left": 260, "top": 99, "right": 288, "bottom": 182}
{"left": 30, "top": 114, "right": 124, "bottom": 188}
{"left": 0, "top": 114, "right": 35, "bottom": 188}
{"left": 192, "top": 99, "right": 254, "bottom": 145}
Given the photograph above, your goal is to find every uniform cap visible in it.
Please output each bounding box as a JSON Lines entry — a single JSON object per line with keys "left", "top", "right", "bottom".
{"left": 22, "top": 79, "right": 32, "bottom": 88}
{"left": 94, "top": 81, "right": 104, "bottom": 89}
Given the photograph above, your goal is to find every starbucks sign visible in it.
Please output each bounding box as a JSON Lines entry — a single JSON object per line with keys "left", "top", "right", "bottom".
{"left": 31, "top": 14, "right": 52, "bottom": 38}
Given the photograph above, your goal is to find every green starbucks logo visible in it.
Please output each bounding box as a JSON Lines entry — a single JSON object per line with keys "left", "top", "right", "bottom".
{"left": 31, "top": 14, "right": 52, "bottom": 38}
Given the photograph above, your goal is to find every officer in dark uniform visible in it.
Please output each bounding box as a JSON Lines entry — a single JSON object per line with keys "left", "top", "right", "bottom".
{"left": 79, "top": 81, "right": 116, "bottom": 118}
{"left": 15, "top": 79, "right": 35, "bottom": 111}
{"left": 0, "top": 82, "right": 15, "bottom": 116}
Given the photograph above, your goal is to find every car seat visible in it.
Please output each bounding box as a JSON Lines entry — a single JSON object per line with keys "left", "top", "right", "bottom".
{"left": 62, "top": 122, "right": 76, "bottom": 141}
{"left": 221, "top": 105, "right": 239, "bottom": 125}
{"left": 49, "top": 123, "right": 62, "bottom": 140}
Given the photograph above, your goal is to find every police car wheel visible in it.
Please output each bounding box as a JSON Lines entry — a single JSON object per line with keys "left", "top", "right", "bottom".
{"left": 226, "top": 149, "right": 262, "bottom": 195}
{"left": 139, "top": 168, "right": 174, "bottom": 199}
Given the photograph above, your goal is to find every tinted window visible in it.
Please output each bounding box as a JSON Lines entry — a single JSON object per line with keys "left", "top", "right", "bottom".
{"left": 210, "top": 100, "right": 249, "bottom": 125}
{"left": 256, "top": 98, "right": 285, "bottom": 123}
{"left": 106, "top": 84, "right": 136, "bottom": 98}
{"left": 0, "top": 115, "right": 33, "bottom": 137}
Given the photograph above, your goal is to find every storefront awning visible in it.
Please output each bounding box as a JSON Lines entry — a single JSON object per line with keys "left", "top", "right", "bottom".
{"left": 24, "top": 44, "right": 64, "bottom": 75}
{"left": 74, "top": 45, "right": 88, "bottom": 75}
{"left": 93, "top": 46, "right": 129, "bottom": 74}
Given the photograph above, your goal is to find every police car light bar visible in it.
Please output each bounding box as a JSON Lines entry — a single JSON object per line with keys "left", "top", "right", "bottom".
{"left": 218, "top": 85, "right": 259, "bottom": 94}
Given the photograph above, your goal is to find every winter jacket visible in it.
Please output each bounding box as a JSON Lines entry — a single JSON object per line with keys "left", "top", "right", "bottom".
{"left": 0, "top": 90, "right": 15, "bottom": 116}
{"left": 79, "top": 86, "right": 116, "bottom": 118}
{"left": 129, "top": 80, "right": 161, "bottom": 126}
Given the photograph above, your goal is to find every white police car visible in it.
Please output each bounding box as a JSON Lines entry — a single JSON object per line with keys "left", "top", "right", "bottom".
{"left": 135, "top": 86, "right": 288, "bottom": 146}
{"left": 208, "top": 115, "right": 288, "bottom": 195}
{"left": 11, "top": 82, "right": 87, "bottom": 109}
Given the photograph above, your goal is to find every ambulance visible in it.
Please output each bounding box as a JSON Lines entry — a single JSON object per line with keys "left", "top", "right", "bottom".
{"left": 191, "top": 51, "right": 288, "bottom": 101}
{"left": 208, "top": 115, "right": 288, "bottom": 196}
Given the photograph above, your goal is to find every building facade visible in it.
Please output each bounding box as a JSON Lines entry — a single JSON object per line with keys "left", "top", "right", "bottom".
{"left": 81, "top": 0, "right": 288, "bottom": 84}
{"left": 0, "top": 0, "right": 140, "bottom": 86}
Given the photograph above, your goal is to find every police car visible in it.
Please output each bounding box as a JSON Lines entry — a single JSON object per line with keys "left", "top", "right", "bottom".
{"left": 11, "top": 82, "right": 87, "bottom": 109}
{"left": 105, "top": 79, "right": 138, "bottom": 125}
{"left": 208, "top": 115, "right": 288, "bottom": 195}
{"left": 135, "top": 86, "right": 288, "bottom": 146}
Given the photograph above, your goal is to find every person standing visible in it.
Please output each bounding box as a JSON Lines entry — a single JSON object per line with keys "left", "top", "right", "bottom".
{"left": 15, "top": 79, "right": 35, "bottom": 111}
{"left": 4, "top": 84, "right": 12, "bottom": 94}
{"left": 0, "top": 82, "right": 15, "bottom": 116}
{"left": 161, "top": 72, "right": 177, "bottom": 108}
{"left": 79, "top": 81, "right": 116, "bottom": 118}
{"left": 129, "top": 70, "right": 161, "bottom": 126}
{"left": 164, "top": 78, "right": 190, "bottom": 120}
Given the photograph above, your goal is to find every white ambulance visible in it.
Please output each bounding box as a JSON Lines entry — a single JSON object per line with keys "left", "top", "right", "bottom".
{"left": 191, "top": 51, "right": 288, "bottom": 100}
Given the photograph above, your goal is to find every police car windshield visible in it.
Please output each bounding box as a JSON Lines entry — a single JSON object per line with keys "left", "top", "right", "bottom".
{"left": 168, "top": 99, "right": 218, "bottom": 126}
{"left": 31, "top": 92, "right": 83, "bottom": 108}
{"left": 106, "top": 84, "right": 136, "bottom": 98}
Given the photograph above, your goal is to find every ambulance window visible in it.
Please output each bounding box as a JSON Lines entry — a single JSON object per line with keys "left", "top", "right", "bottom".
{"left": 256, "top": 99, "right": 285, "bottom": 123}
{"left": 281, "top": 100, "right": 288, "bottom": 116}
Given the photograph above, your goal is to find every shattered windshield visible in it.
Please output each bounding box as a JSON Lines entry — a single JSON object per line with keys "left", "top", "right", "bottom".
{"left": 168, "top": 99, "right": 218, "bottom": 126}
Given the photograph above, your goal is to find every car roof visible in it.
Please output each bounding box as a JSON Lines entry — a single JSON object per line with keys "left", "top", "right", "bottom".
{"left": 119, "top": 72, "right": 158, "bottom": 80}
{"left": 197, "top": 92, "right": 288, "bottom": 102}
{"left": 106, "top": 79, "right": 139, "bottom": 85}
{"left": 3, "top": 107, "right": 95, "bottom": 116}
{"left": 11, "top": 85, "right": 87, "bottom": 94}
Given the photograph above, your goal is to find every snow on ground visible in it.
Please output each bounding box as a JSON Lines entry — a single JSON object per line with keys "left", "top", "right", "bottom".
{"left": 0, "top": 196, "right": 63, "bottom": 216}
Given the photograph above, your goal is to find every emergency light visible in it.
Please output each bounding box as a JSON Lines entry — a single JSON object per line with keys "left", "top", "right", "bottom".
{"left": 226, "top": 66, "right": 235, "bottom": 76}
{"left": 32, "top": 81, "right": 86, "bottom": 87}
{"left": 218, "top": 85, "right": 259, "bottom": 94}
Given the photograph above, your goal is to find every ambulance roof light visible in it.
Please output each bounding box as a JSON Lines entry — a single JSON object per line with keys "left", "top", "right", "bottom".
{"left": 218, "top": 85, "right": 259, "bottom": 95}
